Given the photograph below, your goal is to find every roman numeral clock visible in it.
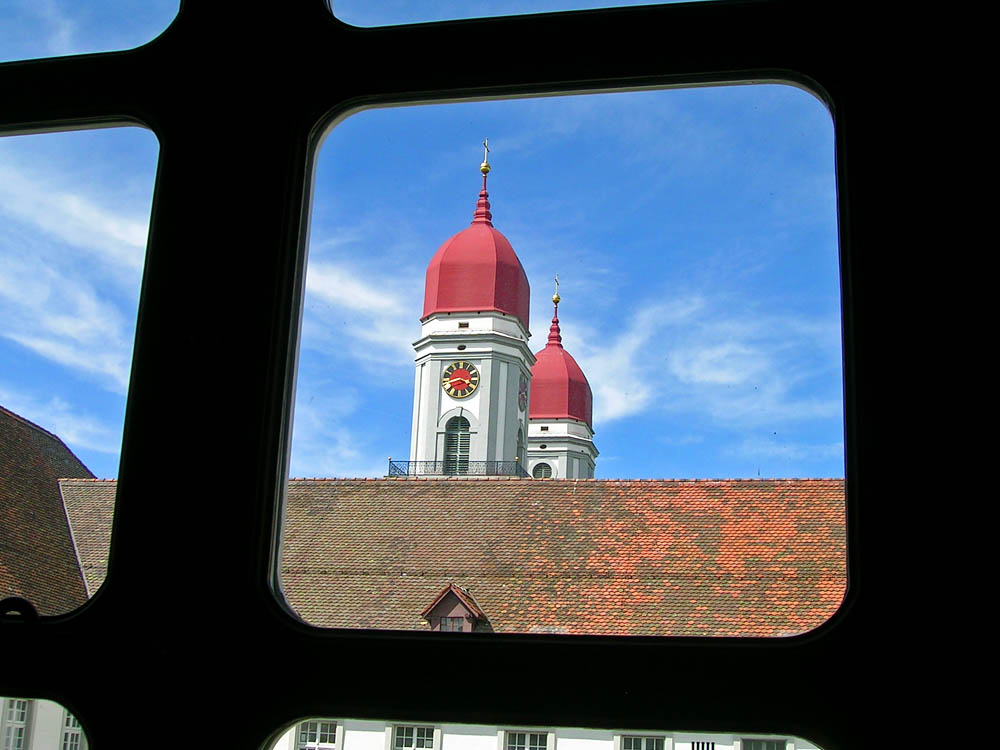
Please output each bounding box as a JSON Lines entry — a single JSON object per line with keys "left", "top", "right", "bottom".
{"left": 442, "top": 361, "right": 481, "bottom": 399}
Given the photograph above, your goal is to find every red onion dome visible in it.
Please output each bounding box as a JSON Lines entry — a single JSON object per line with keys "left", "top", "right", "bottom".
{"left": 529, "top": 302, "right": 593, "bottom": 429}
{"left": 422, "top": 173, "right": 531, "bottom": 330}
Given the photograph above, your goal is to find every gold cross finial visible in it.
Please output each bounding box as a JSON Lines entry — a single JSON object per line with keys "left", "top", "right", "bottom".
{"left": 480, "top": 137, "right": 491, "bottom": 175}
{"left": 553, "top": 274, "right": 560, "bottom": 305}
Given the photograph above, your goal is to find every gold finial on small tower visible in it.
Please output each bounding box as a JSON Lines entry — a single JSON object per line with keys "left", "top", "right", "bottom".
{"left": 480, "top": 137, "right": 491, "bottom": 175}
{"left": 552, "top": 274, "right": 561, "bottom": 305}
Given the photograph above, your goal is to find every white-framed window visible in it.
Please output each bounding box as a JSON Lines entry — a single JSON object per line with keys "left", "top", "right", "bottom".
{"left": 3, "top": 699, "right": 30, "bottom": 750}
{"left": 62, "top": 712, "right": 84, "bottom": 750}
{"left": 742, "top": 741, "right": 784, "bottom": 750}
{"left": 623, "top": 737, "right": 664, "bottom": 750}
{"left": 500, "top": 728, "right": 554, "bottom": 750}
{"left": 440, "top": 616, "right": 465, "bottom": 631}
{"left": 507, "top": 732, "right": 547, "bottom": 750}
{"left": 394, "top": 725, "right": 436, "bottom": 750}
{"left": 298, "top": 720, "right": 338, "bottom": 750}
{"left": 614, "top": 734, "right": 671, "bottom": 750}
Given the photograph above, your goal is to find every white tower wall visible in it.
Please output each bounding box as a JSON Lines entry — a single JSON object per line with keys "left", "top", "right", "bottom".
{"left": 409, "top": 311, "right": 533, "bottom": 472}
{"left": 526, "top": 418, "right": 598, "bottom": 479}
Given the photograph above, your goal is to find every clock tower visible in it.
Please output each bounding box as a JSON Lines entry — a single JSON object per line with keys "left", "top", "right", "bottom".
{"left": 408, "top": 148, "right": 534, "bottom": 474}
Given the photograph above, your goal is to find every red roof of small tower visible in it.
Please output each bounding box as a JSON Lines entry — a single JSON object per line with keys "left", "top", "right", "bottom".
{"left": 422, "top": 159, "right": 531, "bottom": 329}
{"left": 529, "top": 297, "right": 594, "bottom": 429}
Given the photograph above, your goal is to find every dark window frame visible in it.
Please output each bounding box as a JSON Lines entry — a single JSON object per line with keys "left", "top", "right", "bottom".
{"left": 0, "top": 1, "right": 900, "bottom": 749}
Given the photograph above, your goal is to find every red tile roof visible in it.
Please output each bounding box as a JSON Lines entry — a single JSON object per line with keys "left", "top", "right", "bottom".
{"left": 59, "top": 478, "right": 117, "bottom": 596}
{"left": 52, "top": 476, "right": 845, "bottom": 636}
{"left": 0, "top": 406, "right": 92, "bottom": 614}
{"left": 280, "top": 477, "right": 845, "bottom": 636}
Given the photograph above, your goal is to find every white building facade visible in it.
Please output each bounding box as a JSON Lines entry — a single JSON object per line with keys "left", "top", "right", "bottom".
{"left": 271, "top": 717, "right": 817, "bottom": 750}
{"left": 0, "top": 698, "right": 86, "bottom": 750}
{"left": 1, "top": 694, "right": 818, "bottom": 749}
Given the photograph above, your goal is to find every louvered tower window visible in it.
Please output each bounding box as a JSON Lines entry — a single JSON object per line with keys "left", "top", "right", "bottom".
{"left": 533, "top": 462, "right": 552, "bottom": 479}
{"left": 516, "top": 428, "right": 525, "bottom": 466}
{"left": 444, "top": 417, "right": 470, "bottom": 475}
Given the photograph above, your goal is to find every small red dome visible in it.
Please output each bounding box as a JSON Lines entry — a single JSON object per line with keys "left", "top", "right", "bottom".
{"left": 529, "top": 308, "right": 593, "bottom": 429}
{"left": 422, "top": 180, "right": 531, "bottom": 330}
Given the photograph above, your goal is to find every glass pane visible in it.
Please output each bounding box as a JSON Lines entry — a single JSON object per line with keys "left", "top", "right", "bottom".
{"left": 0, "top": 0, "right": 180, "bottom": 63}
{"left": 0, "top": 126, "right": 157, "bottom": 614}
{"left": 331, "top": 1, "right": 708, "bottom": 28}
{"left": 281, "top": 83, "right": 845, "bottom": 639}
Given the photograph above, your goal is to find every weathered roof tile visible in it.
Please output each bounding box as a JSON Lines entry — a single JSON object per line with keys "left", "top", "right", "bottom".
{"left": 48, "top": 475, "right": 845, "bottom": 636}
{"left": 1, "top": 406, "right": 92, "bottom": 613}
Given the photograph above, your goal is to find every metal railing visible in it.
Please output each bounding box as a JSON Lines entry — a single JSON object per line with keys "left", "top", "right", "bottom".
{"left": 387, "top": 459, "right": 529, "bottom": 478}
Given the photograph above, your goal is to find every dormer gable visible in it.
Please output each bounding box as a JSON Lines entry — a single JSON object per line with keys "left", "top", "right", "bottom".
{"left": 421, "top": 583, "right": 485, "bottom": 632}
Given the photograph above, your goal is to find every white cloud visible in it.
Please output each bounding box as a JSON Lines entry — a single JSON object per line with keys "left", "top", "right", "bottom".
{"left": 301, "top": 216, "right": 425, "bottom": 372}
{"left": 571, "top": 296, "right": 704, "bottom": 423}
{"left": 731, "top": 436, "right": 845, "bottom": 462}
{"left": 307, "top": 262, "right": 410, "bottom": 317}
{"left": 0, "top": 157, "right": 147, "bottom": 278}
{"left": 0, "top": 385, "right": 120, "bottom": 456}
{"left": 28, "top": 0, "right": 77, "bottom": 56}
{"left": 0, "top": 253, "right": 133, "bottom": 392}
{"left": 667, "top": 341, "right": 768, "bottom": 386}
{"left": 0, "top": 143, "right": 152, "bottom": 394}
{"left": 567, "top": 291, "right": 841, "bottom": 431}
{"left": 288, "top": 388, "right": 390, "bottom": 478}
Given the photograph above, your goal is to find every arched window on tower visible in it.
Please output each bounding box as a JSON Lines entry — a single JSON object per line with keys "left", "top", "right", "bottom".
{"left": 533, "top": 463, "right": 553, "bottom": 479}
{"left": 516, "top": 428, "right": 525, "bottom": 467}
{"left": 444, "top": 417, "right": 470, "bottom": 475}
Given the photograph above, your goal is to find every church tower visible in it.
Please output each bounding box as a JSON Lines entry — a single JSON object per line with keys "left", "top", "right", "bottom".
{"left": 526, "top": 286, "right": 598, "bottom": 478}
{"left": 408, "top": 146, "right": 534, "bottom": 475}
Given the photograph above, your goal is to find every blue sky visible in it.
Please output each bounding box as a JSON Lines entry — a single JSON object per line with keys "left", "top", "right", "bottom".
{"left": 1, "top": 2, "right": 843, "bottom": 481}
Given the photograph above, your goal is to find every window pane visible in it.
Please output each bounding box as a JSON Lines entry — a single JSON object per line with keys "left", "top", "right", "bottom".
{"left": 0, "top": 0, "right": 179, "bottom": 63}
{"left": 330, "top": 1, "right": 711, "bottom": 28}
{"left": 0, "top": 126, "right": 157, "bottom": 615}
{"left": 280, "top": 84, "right": 845, "bottom": 638}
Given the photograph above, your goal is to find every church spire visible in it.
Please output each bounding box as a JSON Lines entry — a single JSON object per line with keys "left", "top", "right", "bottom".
{"left": 548, "top": 274, "right": 563, "bottom": 347}
{"left": 473, "top": 137, "right": 492, "bottom": 226}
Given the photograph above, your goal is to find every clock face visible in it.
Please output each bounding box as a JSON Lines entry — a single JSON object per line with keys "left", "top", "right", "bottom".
{"left": 518, "top": 374, "right": 528, "bottom": 411}
{"left": 442, "top": 361, "right": 480, "bottom": 399}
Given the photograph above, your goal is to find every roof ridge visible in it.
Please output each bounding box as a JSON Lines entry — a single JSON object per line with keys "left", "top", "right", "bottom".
{"left": 1, "top": 404, "right": 95, "bottom": 478}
